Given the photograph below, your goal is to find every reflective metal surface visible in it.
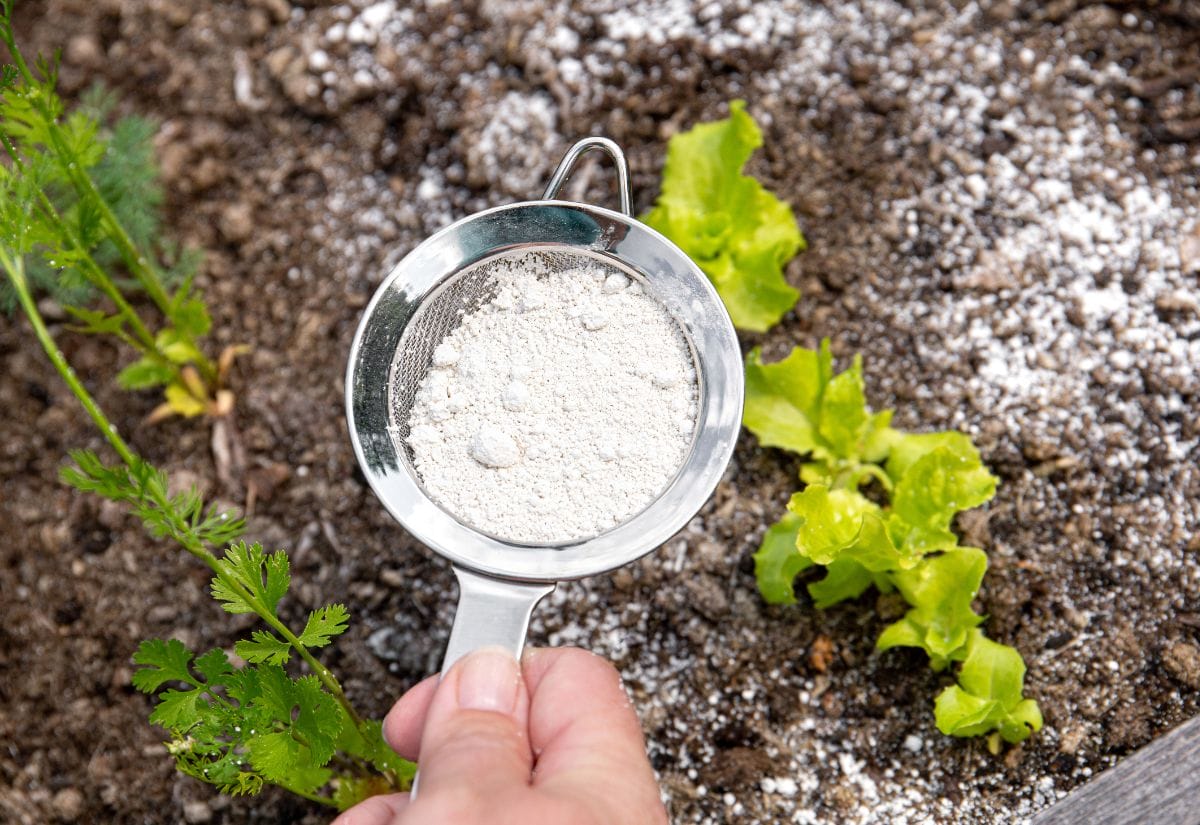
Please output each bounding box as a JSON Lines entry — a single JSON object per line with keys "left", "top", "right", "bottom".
{"left": 541, "top": 136, "right": 633, "bottom": 217}
{"left": 346, "top": 198, "right": 743, "bottom": 583}
{"left": 440, "top": 569, "right": 556, "bottom": 671}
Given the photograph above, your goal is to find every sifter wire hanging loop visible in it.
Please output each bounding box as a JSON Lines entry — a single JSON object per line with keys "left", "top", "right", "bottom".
{"left": 541, "top": 136, "right": 634, "bottom": 218}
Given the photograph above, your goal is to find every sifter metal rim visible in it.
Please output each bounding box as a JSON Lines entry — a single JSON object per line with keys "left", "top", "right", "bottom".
{"left": 345, "top": 198, "right": 744, "bottom": 583}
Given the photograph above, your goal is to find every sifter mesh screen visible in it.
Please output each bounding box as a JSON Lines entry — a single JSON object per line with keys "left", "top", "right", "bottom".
{"left": 386, "top": 246, "right": 690, "bottom": 466}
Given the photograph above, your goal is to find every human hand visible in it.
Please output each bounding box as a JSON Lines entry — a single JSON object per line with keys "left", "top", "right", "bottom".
{"left": 332, "top": 646, "right": 669, "bottom": 825}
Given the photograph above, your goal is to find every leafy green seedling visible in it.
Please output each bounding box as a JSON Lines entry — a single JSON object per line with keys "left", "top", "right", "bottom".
{"left": 746, "top": 339, "right": 1040, "bottom": 745}
{"left": 753, "top": 511, "right": 812, "bottom": 604}
{"left": 127, "top": 545, "right": 412, "bottom": 805}
{"left": 60, "top": 451, "right": 417, "bottom": 807}
{"left": 635, "top": 97, "right": 1037, "bottom": 748}
{"left": 877, "top": 547, "right": 987, "bottom": 671}
{"left": 745, "top": 341, "right": 895, "bottom": 491}
{"left": 934, "top": 631, "right": 1044, "bottom": 745}
{"left": 644, "top": 100, "right": 806, "bottom": 332}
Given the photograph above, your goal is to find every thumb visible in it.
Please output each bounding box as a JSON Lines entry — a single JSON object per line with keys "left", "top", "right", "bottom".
{"left": 408, "top": 647, "right": 533, "bottom": 804}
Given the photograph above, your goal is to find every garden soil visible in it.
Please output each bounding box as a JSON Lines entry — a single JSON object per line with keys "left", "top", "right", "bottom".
{"left": 2, "top": 1, "right": 1198, "bottom": 823}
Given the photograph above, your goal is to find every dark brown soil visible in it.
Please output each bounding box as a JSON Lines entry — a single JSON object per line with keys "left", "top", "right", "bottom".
{"left": 2, "top": 1, "right": 1198, "bottom": 823}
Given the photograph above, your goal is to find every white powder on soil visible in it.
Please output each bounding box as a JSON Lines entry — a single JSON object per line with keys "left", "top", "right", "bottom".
{"left": 406, "top": 253, "right": 697, "bottom": 543}
{"left": 277, "top": 2, "right": 1198, "bottom": 822}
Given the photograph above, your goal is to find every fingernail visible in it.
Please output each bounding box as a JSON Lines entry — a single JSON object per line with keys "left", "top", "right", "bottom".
{"left": 455, "top": 648, "right": 520, "bottom": 712}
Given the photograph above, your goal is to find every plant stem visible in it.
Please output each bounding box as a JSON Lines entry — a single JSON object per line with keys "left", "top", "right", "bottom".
{"left": 2, "top": 133, "right": 161, "bottom": 356}
{"left": 55, "top": 214, "right": 162, "bottom": 352}
{"left": 0, "top": 249, "right": 368, "bottom": 738}
{"left": 0, "top": 30, "right": 218, "bottom": 384}
{"left": 1, "top": 248, "right": 141, "bottom": 466}
{"left": 246, "top": 595, "right": 369, "bottom": 732}
{"left": 274, "top": 781, "right": 337, "bottom": 808}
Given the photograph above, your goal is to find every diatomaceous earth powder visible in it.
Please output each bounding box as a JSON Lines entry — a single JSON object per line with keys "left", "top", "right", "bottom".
{"left": 405, "top": 253, "right": 697, "bottom": 543}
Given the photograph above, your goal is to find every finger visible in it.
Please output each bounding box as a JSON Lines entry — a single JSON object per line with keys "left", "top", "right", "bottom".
{"left": 410, "top": 647, "right": 533, "bottom": 801}
{"left": 382, "top": 674, "right": 439, "bottom": 760}
{"left": 522, "top": 647, "right": 666, "bottom": 822}
{"left": 330, "top": 792, "right": 410, "bottom": 825}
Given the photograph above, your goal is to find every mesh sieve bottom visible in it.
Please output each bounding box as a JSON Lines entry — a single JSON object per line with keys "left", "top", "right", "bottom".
{"left": 386, "top": 246, "right": 691, "bottom": 464}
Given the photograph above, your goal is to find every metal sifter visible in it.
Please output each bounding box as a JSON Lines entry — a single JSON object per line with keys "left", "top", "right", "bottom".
{"left": 345, "top": 137, "right": 743, "bottom": 673}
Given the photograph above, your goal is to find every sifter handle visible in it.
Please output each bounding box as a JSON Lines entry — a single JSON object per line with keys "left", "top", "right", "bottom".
{"left": 441, "top": 566, "right": 556, "bottom": 673}
{"left": 541, "top": 137, "right": 634, "bottom": 218}
{"left": 411, "top": 568, "right": 553, "bottom": 801}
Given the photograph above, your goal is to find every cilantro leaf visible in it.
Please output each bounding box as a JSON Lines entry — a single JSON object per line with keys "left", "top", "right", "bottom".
{"left": 335, "top": 717, "right": 415, "bottom": 778}
{"left": 116, "top": 356, "right": 175, "bottom": 390}
{"left": 149, "top": 687, "right": 206, "bottom": 730}
{"left": 299, "top": 604, "right": 351, "bottom": 649}
{"left": 235, "top": 631, "right": 293, "bottom": 665}
{"left": 131, "top": 638, "right": 197, "bottom": 693}
{"left": 247, "top": 731, "right": 303, "bottom": 782}
{"left": 153, "top": 327, "right": 205, "bottom": 366}
{"left": 171, "top": 296, "right": 211, "bottom": 339}
{"left": 333, "top": 776, "right": 398, "bottom": 812}
{"left": 210, "top": 542, "right": 290, "bottom": 615}
{"left": 877, "top": 547, "right": 987, "bottom": 668}
{"left": 934, "top": 631, "right": 1043, "bottom": 743}
{"left": 244, "top": 668, "right": 342, "bottom": 785}
{"left": 754, "top": 511, "right": 812, "bottom": 604}
{"left": 193, "top": 648, "right": 234, "bottom": 684}
{"left": 643, "top": 100, "right": 805, "bottom": 332}
{"left": 140, "top": 653, "right": 356, "bottom": 797}
{"left": 292, "top": 675, "right": 343, "bottom": 766}
{"left": 60, "top": 451, "right": 244, "bottom": 552}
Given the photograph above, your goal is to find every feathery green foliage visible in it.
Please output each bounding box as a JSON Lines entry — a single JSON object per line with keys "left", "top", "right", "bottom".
{"left": 0, "top": 6, "right": 232, "bottom": 420}
{"left": 56, "top": 446, "right": 416, "bottom": 808}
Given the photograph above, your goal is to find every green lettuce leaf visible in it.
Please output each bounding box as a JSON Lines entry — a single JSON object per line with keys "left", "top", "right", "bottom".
{"left": 877, "top": 547, "right": 987, "bottom": 669}
{"left": 744, "top": 342, "right": 831, "bottom": 455}
{"left": 807, "top": 558, "right": 876, "bottom": 609}
{"left": 643, "top": 100, "right": 805, "bottom": 332}
{"left": 744, "top": 341, "right": 895, "bottom": 473}
{"left": 788, "top": 486, "right": 879, "bottom": 563}
{"left": 788, "top": 486, "right": 920, "bottom": 573}
{"left": 753, "top": 511, "right": 813, "bottom": 604}
{"left": 890, "top": 433, "right": 997, "bottom": 535}
{"left": 934, "top": 630, "right": 1043, "bottom": 743}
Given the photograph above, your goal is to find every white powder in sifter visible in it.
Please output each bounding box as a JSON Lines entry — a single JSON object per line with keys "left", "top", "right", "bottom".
{"left": 404, "top": 252, "right": 697, "bottom": 543}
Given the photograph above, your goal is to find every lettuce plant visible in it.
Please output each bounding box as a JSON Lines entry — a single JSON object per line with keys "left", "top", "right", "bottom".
{"left": 746, "top": 341, "right": 1041, "bottom": 746}
{"left": 644, "top": 100, "right": 806, "bottom": 332}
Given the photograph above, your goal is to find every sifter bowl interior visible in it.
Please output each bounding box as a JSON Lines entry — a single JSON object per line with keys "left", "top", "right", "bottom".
{"left": 387, "top": 246, "right": 662, "bottom": 465}
{"left": 346, "top": 199, "right": 743, "bottom": 583}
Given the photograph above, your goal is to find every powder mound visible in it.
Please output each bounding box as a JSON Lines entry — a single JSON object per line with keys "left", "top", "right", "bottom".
{"left": 405, "top": 252, "right": 696, "bottom": 543}
{"left": 468, "top": 428, "right": 522, "bottom": 468}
